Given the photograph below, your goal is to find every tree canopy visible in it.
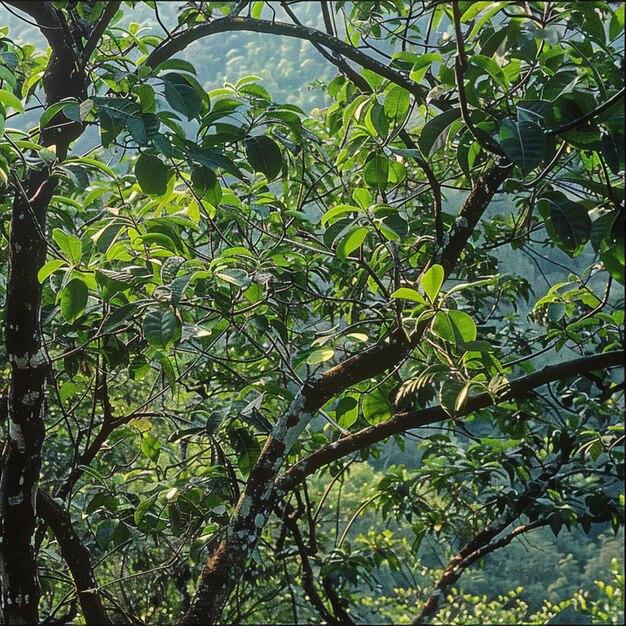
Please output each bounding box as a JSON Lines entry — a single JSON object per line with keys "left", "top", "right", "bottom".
{"left": 0, "top": 1, "right": 624, "bottom": 624}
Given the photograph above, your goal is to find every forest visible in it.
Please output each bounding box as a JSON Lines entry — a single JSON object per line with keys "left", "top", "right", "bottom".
{"left": 0, "top": 1, "right": 624, "bottom": 624}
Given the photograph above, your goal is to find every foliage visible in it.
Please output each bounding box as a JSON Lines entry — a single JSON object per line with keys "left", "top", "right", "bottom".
{"left": 0, "top": 1, "right": 624, "bottom": 624}
{"left": 573, "top": 557, "right": 624, "bottom": 625}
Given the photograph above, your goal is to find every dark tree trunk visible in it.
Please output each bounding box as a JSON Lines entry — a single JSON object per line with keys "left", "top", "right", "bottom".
{"left": 1, "top": 167, "right": 54, "bottom": 623}
{"left": 0, "top": 3, "right": 89, "bottom": 621}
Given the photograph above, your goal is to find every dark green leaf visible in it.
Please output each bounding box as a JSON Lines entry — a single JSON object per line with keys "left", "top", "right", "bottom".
{"left": 126, "top": 113, "right": 160, "bottom": 145}
{"left": 134, "top": 494, "right": 158, "bottom": 525}
{"left": 191, "top": 165, "right": 222, "bottom": 205}
{"left": 135, "top": 154, "right": 171, "bottom": 195}
{"left": 537, "top": 191, "right": 591, "bottom": 255}
{"left": 143, "top": 308, "right": 182, "bottom": 349}
{"left": 419, "top": 108, "right": 461, "bottom": 158}
{"left": 163, "top": 73, "right": 203, "bottom": 120}
{"left": 245, "top": 135, "right": 282, "bottom": 180}
{"left": 61, "top": 278, "right": 88, "bottom": 322}
{"left": 498, "top": 118, "right": 546, "bottom": 172}
{"left": 95, "top": 519, "right": 118, "bottom": 550}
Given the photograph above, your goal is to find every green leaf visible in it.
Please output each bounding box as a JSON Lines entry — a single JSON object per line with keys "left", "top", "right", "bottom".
{"left": 439, "top": 379, "right": 465, "bottom": 417}
{"left": 537, "top": 191, "right": 591, "bottom": 255}
{"left": 126, "top": 113, "right": 160, "bottom": 145}
{"left": 141, "top": 432, "right": 161, "bottom": 462}
{"left": 383, "top": 86, "right": 410, "bottom": 121}
{"left": 191, "top": 165, "right": 222, "bottom": 205}
{"left": 245, "top": 135, "right": 282, "bottom": 180}
{"left": 153, "top": 59, "right": 197, "bottom": 75}
{"left": 448, "top": 310, "right": 477, "bottom": 342}
{"left": 321, "top": 204, "right": 360, "bottom": 227}
{"left": 93, "top": 96, "right": 140, "bottom": 119}
{"left": 52, "top": 229, "right": 82, "bottom": 265}
{"left": 422, "top": 264, "right": 444, "bottom": 302}
{"left": 59, "top": 381, "right": 80, "bottom": 403}
{"left": 160, "top": 255, "right": 186, "bottom": 285}
{"left": 352, "top": 187, "right": 373, "bottom": 210}
{"left": 135, "top": 154, "right": 171, "bottom": 196}
{"left": 497, "top": 118, "right": 546, "bottom": 172}
{"left": 162, "top": 73, "right": 203, "bottom": 120}
{"left": 432, "top": 311, "right": 477, "bottom": 345}
{"left": 307, "top": 348, "right": 335, "bottom": 365}
{"left": 362, "top": 388, "right": 392, "bottom": 425}
{"left": 95, "top": 519, "right": 118, "bottom": 550}
{"left": 38, "top": 259, "right": 66, "bottom": 282}
{"left": 215, "top": 268, "right": 250, "bottom": 287}
{"left": 0, "top": 88, "right": 23, "bottom": 112}
{"left": 390, "top": 288, "right": 426, "bottom": 304}
{"left": 143, "top": 308, "right": 182, "bottom": 349}
{"left": 409, "top": 53, "right": 442, "bottom": 83}
{"left": 39, "top": 99, "right": 78, "bottom": 128}
{"left": 418, "top": 109, "right": 461, "bottom": 157}
{"left": 601, "top": 131, "right": 625, "bottom": 175}
{"left": 336, "top": 226, "right": 368, "bottom": 260}
{"left": 134, "top": 494, "right": 158, "bottom": 526}
{"left": 431, "top": 311, "right": 454, "bottom": 342}
{"left": 469, "top": 54, "right": 508, "bottom": 89}
{"left": 61, "top": 278, "right": 88, "bottom": 322}
{"left": 335, "top": 396, "right": 358, "bottom": 429}
{"left": 251, "top": 1, "right": 265, "bottom": 19}
{"left": 363, "top": 154, "right": 389, "bottom": 191}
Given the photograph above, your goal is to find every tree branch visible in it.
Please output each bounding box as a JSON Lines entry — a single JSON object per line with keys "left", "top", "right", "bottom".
{"left": 278, "top": 350, "right": 624, "bottom": 492}
{"left": 36, "top": 491, "right": 111, "bottom": 624}
{"left": 145, "top": 16, "right": 427, "bottom": 102}
{"left": 180, "top": 151, "right": 513, "bottom": 624}
{"left": 81, "top": 1, "right": 122, "bottom": 62}
{"left": 545, "top": 87, "right": 625, "bottom": 137}
{"left": 413, "top": 518, "right": 549, "bottom": 623}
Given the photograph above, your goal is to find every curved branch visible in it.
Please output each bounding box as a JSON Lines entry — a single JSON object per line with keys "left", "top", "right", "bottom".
{"left": 277, "top": 350, "right": 624, "bottom": 492}
{"left": 36, "top": 491, "right": 111, "bottom": 624}
{"left": 412, "top": 519, "right": 549, "bottom": 624}
{"left": 180, "top": 156, "right": 513, "bottom": 624}
{"left": 145, "top": 16, "right": 427, "bottom": 101}
{"left": 82, "top": 1, "right": 122, "bottom": 62}
{"left": 545, "top": 87, "right": 625, "bottom": 137}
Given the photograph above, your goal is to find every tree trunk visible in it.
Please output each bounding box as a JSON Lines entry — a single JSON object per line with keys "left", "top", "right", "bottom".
{"left": 0, "top": 4, "right": 89, "bottom": 621}
{"left": 1, "top": 167, "right": 54, "bottom": 623}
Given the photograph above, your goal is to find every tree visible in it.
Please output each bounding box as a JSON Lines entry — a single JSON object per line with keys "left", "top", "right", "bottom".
{"left": 0, "top": 1, "right": 623, "bottom": 624}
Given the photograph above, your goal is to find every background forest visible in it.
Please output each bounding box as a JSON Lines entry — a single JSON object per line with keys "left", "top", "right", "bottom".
{"left": 0, "top": 1, "right": 624, "bottom": 625}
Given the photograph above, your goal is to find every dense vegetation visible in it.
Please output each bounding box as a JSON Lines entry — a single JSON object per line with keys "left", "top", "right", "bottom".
{"left": 0, "top": 1, "right": 624, "bottom": 624}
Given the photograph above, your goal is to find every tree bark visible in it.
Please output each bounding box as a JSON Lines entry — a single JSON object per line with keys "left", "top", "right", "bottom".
{"left": 36, "top": 491, "right": 112, "bottom": 624}
{"left": 278, "top": 350, "right": 624, "bottom": 492}
{"left": 0, "top": 3, "right": 90, "bottom": 622}
{"left": 180, "top": 152, "right": 513, "bottom": 622}
{"left": 1, "top": 167, "right": 55, "bottom": 624}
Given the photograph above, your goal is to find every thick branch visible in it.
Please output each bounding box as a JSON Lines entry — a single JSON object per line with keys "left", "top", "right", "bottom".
{"left": 145, "top": 16, "right": 427, "bottom": 102}
{"left": 278, "top": 350, "right": 624, "bottom": 491}
{"left": 4, "top": 1, "right": 68, "bottom": 49}
{"left": 82, "top": 1, "right": 122, "bottom": 62}
{"left": 1, "top": 3, "right": 90, "bottom": 622}
{"left": 413, "top": 452, "right": 568, "bottom": 622}
{"left": 413, "top": 519, "right": 549, "bottom": 623}
{"left": 36, "top": 491, "right": 111, "bottom": 624}
{"left": 181, "top": 154, "right": 513, "bottom": 624}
